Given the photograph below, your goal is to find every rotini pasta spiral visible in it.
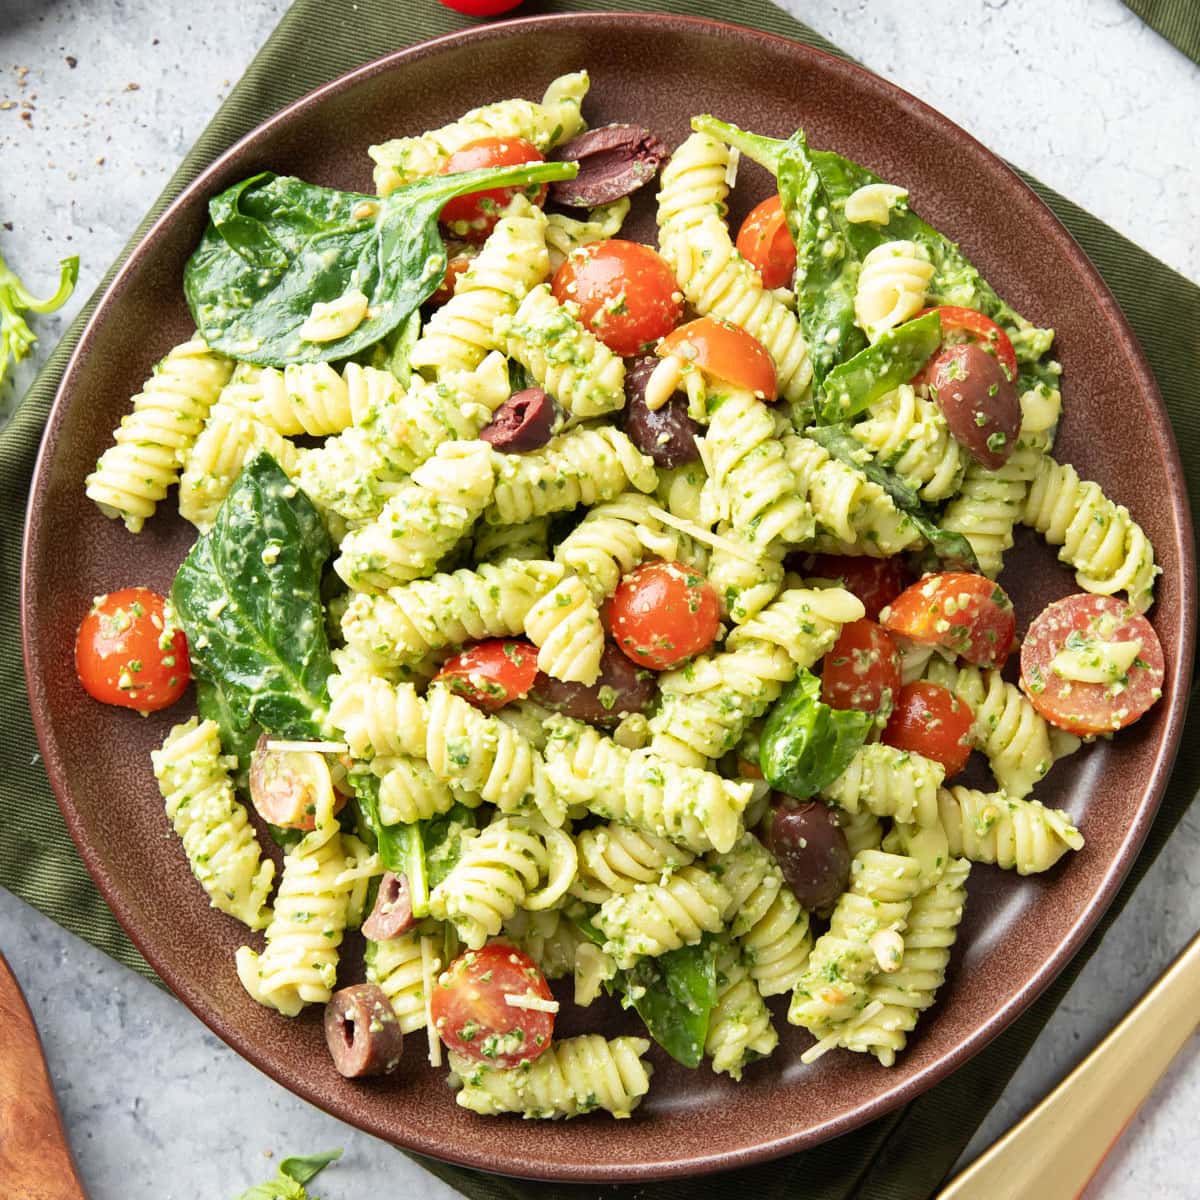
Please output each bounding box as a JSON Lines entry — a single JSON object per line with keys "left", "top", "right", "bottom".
{"left": 854, "top": 240, "right": 934, "bottom": 341}
{"left": 235, "top": 826, "right": 358, "bottom": 1016}
{"left": 657, "top": 133, "right": 812, "bottom": 410}
{"left": 484, "top": 426, "right": 657, "bottom": 526}
{"left": 834, "top": 807, "right": 885, "bottom": 859}
{"left": 151, "top": 718, "right": 275, "bottom": 930}
{"left": 700, "top": 388, "right": 814, "bottom": 546}
{"left": 523, "top": 575, "right": 606, "bottom": 685}
{"left": 328, "top": 672, "right": 427, "bottom": 760}
{"left": 409, "top": 197, "right": 550, "bottom": 377}
{"left": 851, "top": 384, "right": 965, "bottom": 501}
{"left": 544, "top": 717, "right": 752, "bottom": 854}
{"left": 571, "top": 823, "right": 695, "bottom": 904}
{"left": 938, "top": 786, "right": 1083, "bottom": 875}
{"left": 594, "top": 863, "right": 730, "bottom": 969}
{"left": 649, "top": 585, "right": 864, "bottom": 764}
{"left": 451, "top": 1034, "right": 652, "bottom": 1120}
{"left": 424, "top": 682, "right": 566, "bottom": 827}
{"left": 340, "top": 559, "right": 565, "bottom": 669}
{"left": 86, "top": 338, "right": 233, "bottom": 532}
{"left": 500, "top": 282, "right": 626, "bottom": 421}
{"left": 334, "top": 440, "right": 496, "bottom": 592}
{"left": 821, "top": 743, "right": 945, "bottom": 827}
{"left": 371, "top": 754, "right": 479, "bottom": 825}
{"left": 232, "top": 361, "right": 352, "bottom": 436}
{"left": 789, "top": 850, "right": 922, "bottom": 1030}
{"left": 370, "top": 71, "right": 589, "bottom": 194}
{"left": 365, "top": 924, "right": 450, "bottom": 1034}
{"left": 706, "top": 939, "right": 779, "bottom": 1079}
{"left": 556, "top": 493, "right": 673, "bottom": 601}
{"left": 1022, "top": 454, "right": 1159, "bottom": 612}
{"left": 838, "top": 858, "right": 971, "bottom": 1065}
{"left": 474, "top": 515, "right": 552, "bottom": 565}
{"left": 706, "top": 530, "right": 785, "bottom": 624}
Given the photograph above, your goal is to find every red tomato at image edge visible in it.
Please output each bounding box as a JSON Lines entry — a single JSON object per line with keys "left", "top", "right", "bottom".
{"left": 430, "top": 943, "right": 555, "bottom": 1068}
{"left": 610, "top": 561, "right": 720, "bottom": 671}
{"left": 438, "top": 0, "right": 524, "bottom": 18}
{"left": 75, "top": 587, "right": 190, "bottom": 712}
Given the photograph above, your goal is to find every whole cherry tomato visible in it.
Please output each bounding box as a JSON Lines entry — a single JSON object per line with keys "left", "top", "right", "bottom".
{"left": 435, "top": 639, "right": 540, "bottom": 711}
{"left": 610, "top": 561, "right": 720, "bottom": 671}
{"left": 439, "top": 136, "right": 546, "bottom": 241}
{"left": 883, "top": 681, "right": 974, "bottom": 776}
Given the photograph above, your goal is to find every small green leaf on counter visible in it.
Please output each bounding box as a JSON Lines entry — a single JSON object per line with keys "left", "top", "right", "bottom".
{"left": 760, "top": 670, "right": 872, "bottom": 800}
{"left": 0, "top": 250, "right": 78, "bottom": 388}
{"left": 233, "top": 1147, "right": 342, "bottom": 1200}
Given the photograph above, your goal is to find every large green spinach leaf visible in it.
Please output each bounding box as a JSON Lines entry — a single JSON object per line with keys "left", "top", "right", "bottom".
{"left": 184, "top": 161, "right": 576, "bottom": 366}
{"left": 760, "top": 670, "right": 872, "bottom": 800}
{"left": 172, "top": 452, "right": 334, "bottom": 739}
{"left": 624, "top": 938, "right": 718, "bottom": 1069}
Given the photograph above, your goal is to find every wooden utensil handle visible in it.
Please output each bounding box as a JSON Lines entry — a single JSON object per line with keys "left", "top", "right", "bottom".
{"left": 938, "top": 929, "right": 1200, "bottom": 1200}
{"left": 0, "top": 952, "right": 88, "bottom": 1200}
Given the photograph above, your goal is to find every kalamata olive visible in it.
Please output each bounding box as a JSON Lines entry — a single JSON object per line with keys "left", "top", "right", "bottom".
{"left": 324, "top": 983, "right": 404, "bottom": 1078}
{"left": 621, "top": 355, "right": 701, "bottom": 468}
{"left": 530, "top": 641, "right": 658, "bottom": 728}
{"left": 549, "top": 124, "right": 669, "bottom": 208}
{"left": 361, "top": 871, "right": 414, "bottom": 941}
{"left": 479, "top": 387, "right": 556, "bottom": 452}
{"left": 766, "top": 800, "right": 852, "bottom": 911}
{"left": 928, "top": 342, "right": 1021, "bottom": 469}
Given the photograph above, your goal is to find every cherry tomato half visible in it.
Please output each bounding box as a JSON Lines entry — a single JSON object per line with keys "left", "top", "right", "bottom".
{"left": 610, "top": 561, "right": 720, "bottom": 671}
{"left": 659, "top": 316, "right": 778, "bottom": 402}
{"left": 883, "top": 681, "right": 974, "bottom": 776}
{"left": 911, "top": 306, "right": 1018, "bottom": 386}
{"left": 1021, "top": 594, "right": 1165, "bottom": 736}
{"left": 429, "top": 254, "right": 473, "bottom": 306}
{"left": 430, "top": 942, "right": 555, "bottom": 1068}
{"left": 802, "top": 554, "right": 910, "bottom": 622}
{"left": 735, "top": 195, "right": 797, "bottom": 290}
{"left": 881, "top": 573, "right": 1016, "bottom": 669}
{"left": 439, "top": 137, "right": 547, "bottom": 242}
{"left": 249, "top": 735, "right": 348, "bottom": 831}
{"left": 552, "top": 239, "right": 683, "bottom": 356}
{"left": 435, "top": 639, "right": 540, "bottom": 711}
{"left": 821, "top": 619, "right": 902, "bottom": 719}
{"left": 438, "top": 0, "right": 523, "bottom": 15}
{"left": 75, "top": 587, "right": 190, "bottom": 712}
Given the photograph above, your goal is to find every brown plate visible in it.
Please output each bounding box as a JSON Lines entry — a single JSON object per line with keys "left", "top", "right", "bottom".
{"left": 21, "top": 13, "right": 1196, "bottom": 1183}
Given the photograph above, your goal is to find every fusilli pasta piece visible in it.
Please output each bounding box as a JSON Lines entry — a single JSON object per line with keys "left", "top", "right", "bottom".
{"left": 328, "top": 672, "right": 427, "bottom": 759}
{"left": 151, "top": 718, "right": 274, "bottom": 930}
{"left": 854, "top": 240, "right": 934, "bottom": 341}
{"left": 706, "top": 529, "right": 784, "bottom": 624}
{"left": 545, "top": 198, "right": 630, "bottom": 271}
{"left": 451, "top": 1034, "right": 652, "bottom": 1119}
{"left": 571, "top": 823, "right": 695, "bottom": 904}
{"left": 234, "top": 361, "right": 352, "bottom": 436}
{"left": 523, "top": 575, "right": 606, "bottom": 685}
{"left": 86, "top": 338, "right": 233, "bottom": 531}
{"left": 366, "top": 925, "right": 449, "bottom": 1034}
{"left": 705, "top": 938, "right": 779, "bottom": 1080}
{"left": 821, "top": 743, "right": 945, "bottom": 827}
{"left": 938, "top": 786, "right": 1083, "bottom": 875}
{"left": 501, "top": 283, "right": 626, "bottom": 421}
{"left": 371, "top": 754, "right": 479, "bottom": 825}
{"left": 556, "top": 493, "right": 674, "bottom": 601}
{"left": 502, "top": 908, "right": 585, "bottom": 981}
{"left": 834, "top": 807, "right": 884, "bottom": 859}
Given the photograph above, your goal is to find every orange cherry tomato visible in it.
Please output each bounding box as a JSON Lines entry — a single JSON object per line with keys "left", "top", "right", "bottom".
{"left": 1021, "top": 594, "right": 1165, "bottom": 736}
{"left": 435, "top": 639, "right": 540, "bottom": 711}
{"left": 429, "top": 254, "right": 473, "bottom": 305}
{"left": 735, "top": 195, "right": 797, "bottom": 290}
{"left": 659, "top": 316, "right": 778, "bottom": 402}
{"left": 430, "top": 943, "right": 555, "bottom": 1068}
{"left": 883, "top": 681, "right": 974, "bottom": 776}
{"left": 820, "top": 619, "right": 902, "bottom": 718}
{"left": 610, "top": 561, "right": 720, "bottom": 671}
{"left": 802, "top": 553, "right": 910, "bottom": 622}
{"left": 551, "top": 239, "right": 683, "bottom": 356}
{"left": 911, "top": 306, "right": 1018, "bottom": 385}
{"left": 439, "top": 137, "right": 547, "bottom": 242}
{"left": 881, "top": 573, "right": 1016, "bottom": 669}
{"left": 75, "top": 587, "right": 190, "bottom": 712}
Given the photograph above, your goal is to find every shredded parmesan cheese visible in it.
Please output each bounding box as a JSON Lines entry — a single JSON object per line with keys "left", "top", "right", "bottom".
{"left": 800, "top": 1001, "right": 885, "bottom": 1064}
{"left": 646, "top": 506, "right": 763, "bottom": 564}
{"left": 264, "top": 739, "right": 348, "bottom": 754}
{"left": 420, "top": 935, "right": 442, "bottom": 1068}
{"left": 503, "top": 992, "right": 561, "bottom": 1014}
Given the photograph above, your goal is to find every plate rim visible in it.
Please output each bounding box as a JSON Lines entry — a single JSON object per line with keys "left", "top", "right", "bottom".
{"left": 21, "top": 10, "right": 1197, "bottom": 1182}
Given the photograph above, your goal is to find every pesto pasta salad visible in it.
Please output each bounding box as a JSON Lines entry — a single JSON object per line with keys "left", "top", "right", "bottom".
{"left": 76, "top": 71, "right": 1166, "bottom": 1119}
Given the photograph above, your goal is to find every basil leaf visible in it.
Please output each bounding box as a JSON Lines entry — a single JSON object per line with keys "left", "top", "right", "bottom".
{"left": 185, "top": 161, "right": 576, "bottom": 367}
{"left": 232, "top": 1148, "right": 341, "bottom": 1200}
{"left": 171, "top": 452, "right": 335, "bottom": 739}
{"left": 817, "top": 311, "right": 943, "bottom": 424}
{"left": 778, "top": 128, "right": 865, "bottom": 393}
{"left": 760, "top": 670, "right": 872, "bottom": 799}
{"left": 424, "top": 804, "right": 482, "bottom": 890}
{"left": 624, "top": 938, "right": 718, "bottom": 1068}
{"left": 195, "top": 676, "right": 261, "bottom": 786}
{"left": 805, "top": 424, "right": 980, "bottom": 571}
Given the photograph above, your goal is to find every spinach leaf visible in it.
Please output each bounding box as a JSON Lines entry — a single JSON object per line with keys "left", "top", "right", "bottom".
{"left": 817, "top": 311, "right": 942, "bottom": 424}
{"left": 805, "top": 424, "right": 981, "bottom": 571}
{"left": 624, "top": 938, "right": 718, "bottom": 1069}
{"left": 171, "top": 452, "right": 335, "bottom": 739}
{"left": 185, "top": 161, "right": 576, "bottom": 367}
{"left": 777, "top": 128, "right": 865, "bottom": 392}
{"left": 195, "top": 676, "right": 261, "bottom": 785}
{"left": 233, "top": 1148, "right": 342, "bottom": 1200}
{"left": 760, "top": 670, "right": 872, "bottom": 799}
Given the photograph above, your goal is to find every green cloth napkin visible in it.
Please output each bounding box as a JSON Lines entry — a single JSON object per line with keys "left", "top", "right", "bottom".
{"left": 2, "top": 2, "right": 1197, "bottom": 1197}
{"left": 1124, "top": 0, "right": 1200, "bottom": 60}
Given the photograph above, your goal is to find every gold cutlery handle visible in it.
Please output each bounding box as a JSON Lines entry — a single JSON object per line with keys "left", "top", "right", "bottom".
{"left": 939, "top": 930, "right": 1200, "bottom": 1200}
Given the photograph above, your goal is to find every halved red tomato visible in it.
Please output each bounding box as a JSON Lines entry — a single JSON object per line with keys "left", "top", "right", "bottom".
{"left": 820, "top": 619, "right": 901, "bottom": 718}
{"left": 881, "top": 573, "right": 1016, "bottom": 669}
{"left": 735, "top": 195, "right": 796, "bottom": 290}
{"left": 658, "top": 316, "right": 777, "bottom": 402}
{"left": 435, "top": 639, "right": 539, "bottom": 711}
{"left": 439, "top": 137, "right": 547, "bottom": 241}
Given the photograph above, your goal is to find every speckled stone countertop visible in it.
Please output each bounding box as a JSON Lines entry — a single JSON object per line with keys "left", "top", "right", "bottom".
{"left": 1, "top": 0, "right": 1197, "bottom": 1196}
